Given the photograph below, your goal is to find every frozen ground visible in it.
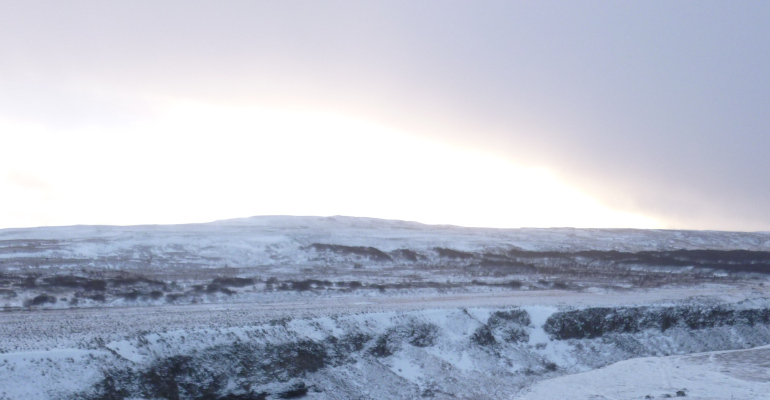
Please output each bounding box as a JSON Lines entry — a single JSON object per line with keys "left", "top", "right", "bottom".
{"left": 1, "top": 216, "right": 769, "bottom": 399}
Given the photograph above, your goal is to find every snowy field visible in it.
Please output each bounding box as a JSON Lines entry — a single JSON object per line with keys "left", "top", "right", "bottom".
{"left": 1, "top": 216, "right": 769, "bottom": 399}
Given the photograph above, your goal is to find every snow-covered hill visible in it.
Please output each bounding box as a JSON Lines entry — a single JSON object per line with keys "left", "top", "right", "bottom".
{"left": 2, "top": 216, "right": 769, "bottom": 310}
{"left": 3, "top": 216, "right": 770, "bottom": 272}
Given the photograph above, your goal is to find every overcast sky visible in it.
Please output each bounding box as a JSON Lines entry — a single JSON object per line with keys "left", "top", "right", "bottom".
{"left": 1, "top": 1, "right": 769, "bottom": 231}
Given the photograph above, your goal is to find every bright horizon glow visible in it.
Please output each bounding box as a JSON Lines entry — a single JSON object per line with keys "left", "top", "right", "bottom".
{"left": 0, "top": 100, "right": 661, "bottom": 230}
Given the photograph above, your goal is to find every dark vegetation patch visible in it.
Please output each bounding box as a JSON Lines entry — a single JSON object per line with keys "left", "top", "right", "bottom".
{"left": 109, "top": 274, "right": 166, "bottom": 288}
{"left": 205, "top": 284, "right": 235, "bottom": 295}
{"left": 433, "top": 247, "right": 474, "bottom": 259}
{"left": 116, "top": 290, "right": 169, "bottom": 301}
{"left": 471, "top": 279, "right": 524, "bottom": 289}
{"left": 469, "top": 309, "right": 533, "bottom": 346}
{"left": 504, "top": 248, "right": 770, "bottom": 275}
{"left": 488, "top": 309, "right": 531, "bottom": 327}
{"left": 211, "top": 277, "right": 255, "bottom": 287}
{"left": 42, "top": 275, "right": 107, "bottom": 291}
{"left": 214, "top": 393, "right": 268, "bottom": 400}
{"left": 86, "top": 289, "right": 160, "bottom": 302}
{"left": 87, "top": 293, "right": 106, "bottom": 302}
{"left": 309, "top": 243, "right": 392, "bottom": 262}
{"left": 478, "top": 253, "right": 538, "bottom": 273}
{"left": 471, "top": 326, "right": 497, "bottom": 346}
{"left": 269, "top": 279, "right": 461, "bottom": 293}
{"left": 165, "top": 293, "right": 191, "bottom": 303}
{"left": 1, "top": 272, "right": 174, "bottom": 307}
{"left": 0, "top": 272, "right": 17, "bottom": 286}
{"left": 370, "top": 281, "right": 455, "bottom": 291}
{"left": 389, "top": 249, "right": 423, "bottom": 262}
{"left": 507, "top": 249, "right": 622, "bottom": 259}
{"left": 21, "top": 276, "right": 37, "bottom": 288}
{"left": 630, "top": 249, "right": 770, "bottom": 274}
{"left": 274, "top": 279, "right": 333, "bottom": 292}
{"left": 333, "top": 333, "right": 372, "bottom": 355}
{"left": 25, "top": 294, "right": 57, "bottom": 306}
{"left": 500, "top": 326, "right": 529, "bottom": 343}
{"left": 544, "top": 306, "right": 770, "bottom": 340}
{"left": 369, "top": 336, "right": 393, "bottom": 358}
{"left": 369, "top": 322, "right": 440, "bottom": 357}
{"left": 118, "top": 290, "right": 141, "bottom": 301}
{"left": 277, "top": 382, "right": 310, "bottom": 399}
{"left": 290, "top": 281, "right": 311, "bottom": 291}
{"left": 77, "top": 337, "right": 344, "bottom": 400}
{"left": 345, "top": 281, "right": 362, "bottom": 289}
{"left": 266, "top": 341, "right": 327, "bottom": 378}
{"left": 477, "top": 260, "right": 537, "bottom": 274}
{"left": 189, "top": 284, "right": 235, "bottom": 296}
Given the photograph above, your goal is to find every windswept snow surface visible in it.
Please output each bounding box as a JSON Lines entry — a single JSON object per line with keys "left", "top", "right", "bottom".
{"left": 1, "top": 216, "right": 770, "bottom": 399}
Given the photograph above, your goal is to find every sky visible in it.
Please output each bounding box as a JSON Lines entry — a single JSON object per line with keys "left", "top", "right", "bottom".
{"left": 1, "top": 1, "right": 769, "bottom": 231}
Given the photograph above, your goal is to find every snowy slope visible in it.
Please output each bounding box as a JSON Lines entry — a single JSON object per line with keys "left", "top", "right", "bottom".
{"left": 517, "top": 345, "right": 770, "bottom": 400}
{"left": 2, "top": 299, "right": 770, "bottom": 399}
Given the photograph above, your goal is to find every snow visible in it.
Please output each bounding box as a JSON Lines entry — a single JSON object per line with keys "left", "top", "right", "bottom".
{"left": 1, "top": 216, "right": 770, "bottom": 399}
{"left": 105, "top": 340, "right": 145, "bottom": 363}
{"left": 425, "top": 347, "right": 476, "bottom": 372}
{"left": 515, "top": 345, "right": 770, "bottom": 400}
{"left": 385, "top": 350, "right": 425, "bottom": 383}
{"left": 523, "top": 305, "right": 557, "bottom": 346}
{"left": 0, "top": 349, "right": 110, "bottom": 400}
{"left": 0, "top": 292, "right": 769, "bottom": 399}
{"left": 3, "top": 216, "right": 770, "bottom": 272}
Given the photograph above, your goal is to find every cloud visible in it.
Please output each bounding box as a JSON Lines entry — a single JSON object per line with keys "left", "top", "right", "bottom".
{"left": 1, "top": 1, "right": 769, "bottom": 230}
{"left": 0, "top": 102, "right": 660, "bottom": 229}
{"left": 4, "top": 171, "right": 53, "bottom": 194}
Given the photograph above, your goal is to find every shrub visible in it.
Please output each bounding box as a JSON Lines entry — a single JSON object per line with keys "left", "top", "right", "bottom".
{"left": 290, "top": 281, "right": 312, "bottom": 291}
{"left": 471, "top": 326, "right": 496, "bottom": 346}
{"left": 212, "top": 277, "right": 255, "bottom": 287}
{"left": 433, "top": 247, "right": 474, "bottom": 259}
{"left": 28, "top": 294, "right": 57, "bottom": 306}
{"left": 310, "top": 243, "right": 392, "bottom": 262}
